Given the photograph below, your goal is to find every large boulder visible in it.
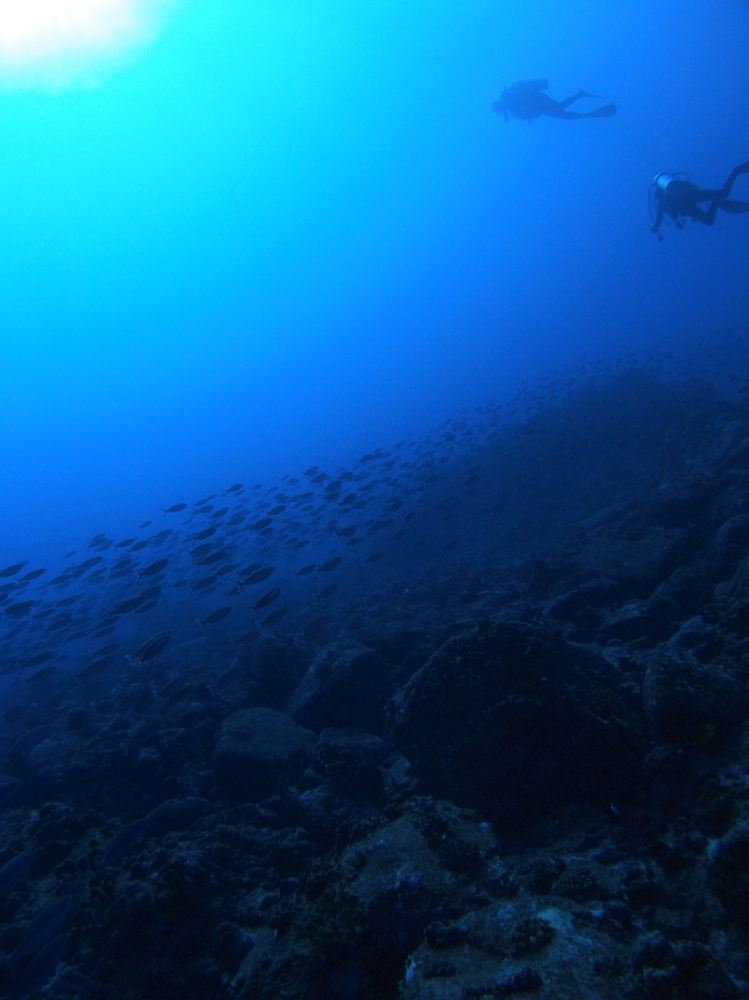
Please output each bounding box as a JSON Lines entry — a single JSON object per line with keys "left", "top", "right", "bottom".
{"left": 213, "top": 707, "right": 316, "bottom": 801}
{"left": 287, "top": 641, "right": 393, "bottom": 731}
{"left": 388, "top": 619, "right": 644, "bottom": 834}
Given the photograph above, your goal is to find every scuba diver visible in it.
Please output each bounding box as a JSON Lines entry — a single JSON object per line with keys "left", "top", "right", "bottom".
{"left": 649, "top": 160, "right": 749, "bottom": 239}
{"left": 492, "top": 79, "right": 616, "bottom": 123}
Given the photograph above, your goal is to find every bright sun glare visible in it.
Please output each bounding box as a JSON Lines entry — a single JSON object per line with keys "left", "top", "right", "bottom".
{"left": 0, "top": 0, "right": 164, "bottom": 87}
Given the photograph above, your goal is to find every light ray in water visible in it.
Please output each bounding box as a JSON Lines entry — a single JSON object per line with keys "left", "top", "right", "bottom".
{"left": 0, "top": 0, "right": 170, "bottom": 89}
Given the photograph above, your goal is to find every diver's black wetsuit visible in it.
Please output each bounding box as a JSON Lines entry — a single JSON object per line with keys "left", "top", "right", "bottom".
{"left": 650, "top": 161, "right": 749, "bottom": 237}
{"left": 492, "top": 79, "right": 616, "bottom": 123}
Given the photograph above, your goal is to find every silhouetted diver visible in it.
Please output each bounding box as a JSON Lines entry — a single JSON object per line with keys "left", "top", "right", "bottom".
{"left": 492, "top": 79, "right": 616, "bottom": 123}
{"left": 649, "top": 161, "right": 749, "bottom": 239}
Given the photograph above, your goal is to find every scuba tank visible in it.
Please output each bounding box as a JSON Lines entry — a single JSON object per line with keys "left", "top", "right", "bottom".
{"left": 649, "top": 172, "right": 678, "bottom": 214}
{"left": 648, "top": 174, "right": 673, "bottom": 231}
{"left": 648, "top": 172, "right": 687, "bottom": 237}
{"left": 653, "top": 172, "right": 675, "bottom": 195}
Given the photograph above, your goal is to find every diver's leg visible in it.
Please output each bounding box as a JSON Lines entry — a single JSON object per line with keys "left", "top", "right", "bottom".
{"left": 703, "top": 172, "right": 747, "bottom": 223}
{"left": 547, "top": 96, "right": 616, "bottom": 119}
{"left": 533, "top": 93, "right": 582, "bottom": 119}
{"left": 543, "top": 107, "right": 588, "bottom": 119}
{"left": 557, "top": 90, "right": 589, "bottom": 110}
{"left": 715, "top": 162, "right": 749, "bottom": 200}
{"left": 582, "top": 104, "right": 616, "bottom": 118}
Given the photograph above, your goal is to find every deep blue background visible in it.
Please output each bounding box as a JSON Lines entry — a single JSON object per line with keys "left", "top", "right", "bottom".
{"left": 1, "top": 0, "right": 748, "bottom": 567}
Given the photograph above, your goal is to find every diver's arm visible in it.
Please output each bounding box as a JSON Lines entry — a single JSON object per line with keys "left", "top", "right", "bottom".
{"left": 650, "top": 205, "right": 664, "bottom": 234}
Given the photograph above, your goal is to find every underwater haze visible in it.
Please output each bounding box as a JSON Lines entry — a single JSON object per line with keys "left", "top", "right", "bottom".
{"left": 1, "top": 0, "right": 749, "bottom": 563}
{"left": 7, "top": 4, "right": 749, "bottom": 997}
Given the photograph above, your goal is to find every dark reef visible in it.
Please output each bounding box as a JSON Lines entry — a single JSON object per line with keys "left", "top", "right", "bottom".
{"left": 2, "top": 344, "right": 749, "bottom": 998}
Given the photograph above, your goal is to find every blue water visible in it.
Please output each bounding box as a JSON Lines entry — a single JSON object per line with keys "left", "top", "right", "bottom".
{"left": 1, "top": 0, "right": 748, "bottom": 566}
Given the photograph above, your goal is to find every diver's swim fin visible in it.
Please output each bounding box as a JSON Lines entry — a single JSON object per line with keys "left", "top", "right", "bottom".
{"left": 718, "top": 199, "right": 749, "bottom": 215}
{"left": 585, "top": 104, "right": 617, "bottom": 118}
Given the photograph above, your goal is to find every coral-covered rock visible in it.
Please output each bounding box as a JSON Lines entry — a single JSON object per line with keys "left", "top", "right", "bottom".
{"left": 643, "top": 657, "right": 748, "bottom": 744}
